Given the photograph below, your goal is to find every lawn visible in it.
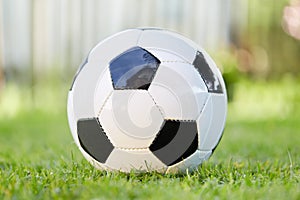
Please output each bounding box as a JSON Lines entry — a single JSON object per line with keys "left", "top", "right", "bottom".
{"left": 0, "top": 79, "right": 299, "bottom": 199}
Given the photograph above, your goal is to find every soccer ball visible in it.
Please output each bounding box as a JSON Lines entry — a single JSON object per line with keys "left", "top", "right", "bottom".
{"left": 67, "top": 28, "right": 227, "bottom": 173}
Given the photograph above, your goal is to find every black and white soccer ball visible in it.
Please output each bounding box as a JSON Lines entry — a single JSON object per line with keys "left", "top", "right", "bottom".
{"left": 67, "top": 28, "right": 227, "bottom": 173}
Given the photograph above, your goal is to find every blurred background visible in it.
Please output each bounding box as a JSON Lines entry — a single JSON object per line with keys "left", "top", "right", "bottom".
{"left": 0, "top": 0, "right": 299, "bottom": 120}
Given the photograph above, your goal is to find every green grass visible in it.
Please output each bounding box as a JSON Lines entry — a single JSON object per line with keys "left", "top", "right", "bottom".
{"left": 0, "top": 80, "right": 300, "bottom": 199}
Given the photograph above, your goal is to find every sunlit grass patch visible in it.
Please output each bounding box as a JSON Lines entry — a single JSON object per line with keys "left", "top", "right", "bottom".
{"left": 229, "top": 77, "right": 300, "bottom": 121}
{"left": 0, "top": 79, "right": 299, "bottom": 199}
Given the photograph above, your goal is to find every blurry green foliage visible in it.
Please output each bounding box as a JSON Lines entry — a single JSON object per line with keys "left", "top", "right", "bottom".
{"left": 237, "top": 0, "right": 300, "bottom": 78}
{"left": 216, "top": 0, "right": 300, "bottom": 100}
{"left": 214, "top": 49, "right": 240, "bottom": 102}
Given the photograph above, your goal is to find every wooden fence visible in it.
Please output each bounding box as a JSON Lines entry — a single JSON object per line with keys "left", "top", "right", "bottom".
{"left": 0, "top": 0, "right": 246, "bottom": 84}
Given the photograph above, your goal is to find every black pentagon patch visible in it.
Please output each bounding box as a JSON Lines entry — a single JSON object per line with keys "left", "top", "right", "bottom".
{"left": 77, "top": 118, "right": 114, "bottom": 163}
{"left": 109, "top": 47, "right": 160, "bottom": 90}
{"left": 149, "top": 120, "right": 198, "bottom": 166}
{"left": 193, "top": 51, "right": 223, "bottom": 93}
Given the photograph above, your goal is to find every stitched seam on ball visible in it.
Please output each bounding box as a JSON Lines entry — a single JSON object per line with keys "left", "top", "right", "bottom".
{"left": 161, "top": 60, "right": 190, "bottom": 64}
{"left": 144, "top": 47, "right": 191, "bottom": 64}
{"left": 114, "top": 88, "right": 152, "bottom": 90}
{"left": 136, "top": 30, "right": 144, "bottom": 45}
{"left": 115, "top": 147, "right": 149, "bottom": 151}
{"left": 147, "top": 91, "right": 165, "bottom": 118}
{"left": 96, "top": 118, "right": 116, "bottom": 150}
{"left": 144, "top": 160, "right": 167, "bottom": 173}
{"left": 91, "top": 158, "right": 108, "bottom": 170}
{"left": 96, "top": 90, "right": 113, "bottom": 118}
{"left": 195, "top": 94, "right": 210, "bottom": 120}
{"left": 163, "top": 118, "right": 196, "bottom": 122}
{"left": 195, "top": 94, "right": 211, "bottom": 150}
{"left": 189, "top": 63, "right": 211, "bottom": 119}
